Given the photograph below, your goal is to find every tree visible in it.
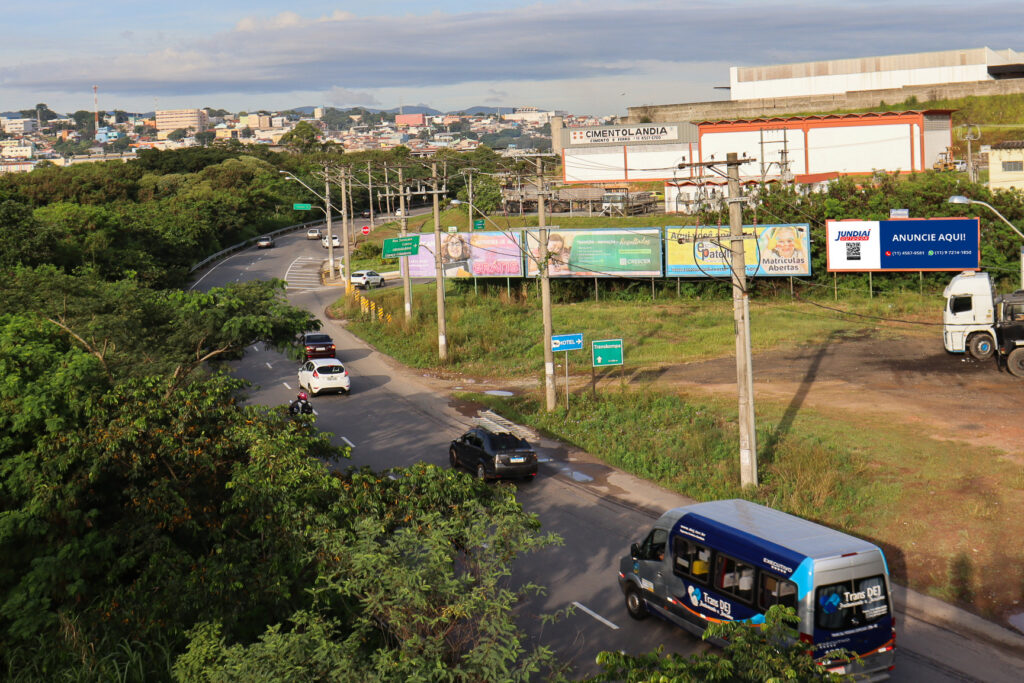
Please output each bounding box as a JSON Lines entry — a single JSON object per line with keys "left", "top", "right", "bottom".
{"left": 194, "top": 131, "right": 216, "bottom": 147}
{"left": 587, "top": 605, "right": 849, "bottom": 682}
{"left": 279, "top": 121, "right": 321, "bottom": 154}
{"left": 456, "top": 173, "right": 503, "bottom": 214}
{"left": 167, "top": 128, "right": 188, "bottom": 142}
{"left": 174, "top": 464, "right": 564, "bottom": 682}
{"left": 110, "top": 136, "right": 131, "bottom": 152}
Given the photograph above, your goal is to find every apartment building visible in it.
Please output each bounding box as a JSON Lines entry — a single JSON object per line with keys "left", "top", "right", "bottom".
{"left": 1, "top": 118, "right": 37, "bottom": 134}
{"left": 155, "top": 109, "right": 209, "bottom": 132}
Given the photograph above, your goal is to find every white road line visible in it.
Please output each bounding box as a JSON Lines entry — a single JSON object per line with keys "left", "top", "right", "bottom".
{"left": 265, "top": 362, "right": 273, "bottom": 369}
{"left": 572, "top": 601, "right": 619, "bottom": 630}
{"left": 341, "top": 436, "right": 355, "bottom": 448}
{"left": 283, "top": 382, "right": 292, "bottom": 390}
{"left": 251, "top": 344, "right": 260, "bottom": 352}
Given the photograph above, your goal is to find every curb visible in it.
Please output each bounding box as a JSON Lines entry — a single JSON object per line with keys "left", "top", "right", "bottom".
{"left": 893, "top": 584, "right": 1024, "bottom": 657}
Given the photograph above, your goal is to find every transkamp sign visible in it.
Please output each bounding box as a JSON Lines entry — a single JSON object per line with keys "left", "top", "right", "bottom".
{"left": 569, "top": 125, "right": 678, "bottom": 145}
{"left": 826, "top": 218, "right": 980, "bottom": 272}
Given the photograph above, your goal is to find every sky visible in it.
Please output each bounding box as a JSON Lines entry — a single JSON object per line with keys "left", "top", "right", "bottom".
{"left": 3, "top": 1, "right": 1024, "bottom": 117}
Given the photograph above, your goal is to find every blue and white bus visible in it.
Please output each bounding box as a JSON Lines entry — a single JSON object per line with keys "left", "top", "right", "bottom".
{"left": 618, "top": 499, "right": 895, "bottom": 679}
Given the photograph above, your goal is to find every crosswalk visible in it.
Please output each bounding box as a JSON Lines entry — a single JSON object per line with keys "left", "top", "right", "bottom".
{"left": 285, "top": 256, "right": 327, "bottom": 291}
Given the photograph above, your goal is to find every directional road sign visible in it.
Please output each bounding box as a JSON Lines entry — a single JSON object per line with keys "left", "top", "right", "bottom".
{"left": 473, "top": 219, "right": 486, "bottom": 230}
{"left": 293, "top": 203, "right": 312, "bottom": 211}
{"left": 382, "top": 235, "right": 421, "bottom": 258}
{"left": 551, "top": 333, "right": 583, "bottom": 352}
{"left": 592, "top": 339, "right": 623, "bottom": 367}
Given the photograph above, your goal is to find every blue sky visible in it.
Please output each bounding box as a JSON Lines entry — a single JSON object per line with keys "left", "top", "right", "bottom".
{"left": 3, "top": 1, "right": 1024, "bottom": 116}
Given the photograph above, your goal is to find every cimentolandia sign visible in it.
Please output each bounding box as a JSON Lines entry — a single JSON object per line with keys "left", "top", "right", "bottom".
{"left": 569, "top": 125, "right": 679, "bottom": 145}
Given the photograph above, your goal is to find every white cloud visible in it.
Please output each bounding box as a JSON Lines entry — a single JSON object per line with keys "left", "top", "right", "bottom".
{"left": 326, "top": 86, "right": 380, "bottom": 107}
{"left": 4, "top": 1, "right": 1024, "bottom": 115}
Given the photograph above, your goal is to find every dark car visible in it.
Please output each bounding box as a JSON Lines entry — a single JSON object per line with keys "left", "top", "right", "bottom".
{"left": 256, "top": 235, "right": 275, "bottom": 248}
{"left": 301, "top": 332, "right": 336, "bottom": 360}
{"left": 449, "top": 427, "right": 538, "bottom": 481}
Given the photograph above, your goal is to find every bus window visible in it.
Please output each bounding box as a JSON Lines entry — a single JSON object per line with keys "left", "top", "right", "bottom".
{"left": 815, "top": 575, "right": 890, "bottom": 631}
{"left": 759, "top": 573, "right": 798, "bottom": 611}
{"left": 671, "top": 537, "right": 711, "bottom": 582}
{"left": 714, "top": 554, "right": 756, "bottom": 604}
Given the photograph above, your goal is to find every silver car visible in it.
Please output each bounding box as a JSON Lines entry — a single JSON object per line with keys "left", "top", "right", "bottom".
{"left": 350, "top": 270, "right": 385, "bottom": 289}
{"left": 306, "top": 227, "right": 322, "bottom": 240}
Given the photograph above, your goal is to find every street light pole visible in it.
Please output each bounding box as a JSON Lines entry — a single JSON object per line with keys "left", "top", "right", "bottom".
{"left": 398, "top": 167, "right": 412, "bottom": 320}
{"left": 537, "top": 159, "right": 556, "bottom": 412}
{"left": 281, "top": 169, "right": 336, "bottom": 279}
{"left": 949, "top": 195, "right": 1024, "bottom": 289}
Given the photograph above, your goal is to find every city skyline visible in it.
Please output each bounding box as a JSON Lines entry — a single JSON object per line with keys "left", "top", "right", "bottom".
{"left": 2, "top": 1, "right": 1024, "bottom": 117}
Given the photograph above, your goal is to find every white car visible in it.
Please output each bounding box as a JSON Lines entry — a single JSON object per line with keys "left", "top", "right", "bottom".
{"left": 306, "top": 227, "right": 323, "bottom": 240}
{"left": 297, "top": 358, "right": 351, "bottom": 396}
{"left": 350, "top": 270, "right": 385, "bottom": 289}
{"left": 321, "top": 234, "right": 341, "bottom": 249}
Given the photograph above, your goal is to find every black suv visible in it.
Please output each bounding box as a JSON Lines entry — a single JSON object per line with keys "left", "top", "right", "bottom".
{"left": 449, "top": 427, "right": 538, "bottom": 481}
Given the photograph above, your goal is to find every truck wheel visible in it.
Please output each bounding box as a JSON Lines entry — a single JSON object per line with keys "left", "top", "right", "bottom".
{"left": 1007, "top": 348, "right": 1024, "bottom": 378}
{"left": 968, "top": 334, "right": 995, "bottom": 361}
{"left": 625, "top": 585, "right": 649, "bottom": 620}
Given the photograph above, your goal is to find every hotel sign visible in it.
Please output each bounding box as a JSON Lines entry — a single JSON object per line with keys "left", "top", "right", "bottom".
{"left": 569, "top": 125, "right": 679, "bottom": 145}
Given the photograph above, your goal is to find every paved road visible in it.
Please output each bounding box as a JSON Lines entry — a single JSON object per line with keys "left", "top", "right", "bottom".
{"left": 191, "top": 231, "right": 1024, "bottom": 681}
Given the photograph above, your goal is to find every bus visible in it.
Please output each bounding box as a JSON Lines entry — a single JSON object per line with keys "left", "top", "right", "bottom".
{"left": 618, "top": 499, "right": 895, "bottom": 679}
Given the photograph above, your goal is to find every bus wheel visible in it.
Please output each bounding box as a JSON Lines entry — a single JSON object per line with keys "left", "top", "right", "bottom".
{"left": 625, "top": 585, "right": 649, "bottom": 620}
{"left": 1007, "top": 347, "right": 1024, "bottom": 378}
{"left": 968, "top": 334, "right": 995, "bottom": 360}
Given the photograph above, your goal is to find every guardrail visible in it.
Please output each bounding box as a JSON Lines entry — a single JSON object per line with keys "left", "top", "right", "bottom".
{"left": 188, "top": 215, "right": 345, "bottom": 273}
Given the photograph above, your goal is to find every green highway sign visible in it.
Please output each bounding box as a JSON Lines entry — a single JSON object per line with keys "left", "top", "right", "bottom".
{"left": 382, "top": 235, "right": 421, "bottom": 258}
{"left": 293, "top": 203, "right": 312, "bottom": 211}
{"left": 473, "top": 219, "right": 486, "bottom": 230}
{"left": 592, "top": 339, "right": 623, "bottom": 367}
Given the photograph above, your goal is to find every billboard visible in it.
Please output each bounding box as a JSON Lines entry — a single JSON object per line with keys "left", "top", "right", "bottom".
{"left": 665, "top": 224, "right": 812, "bottom": 277}
{"left": 568, "top": 125, "right": 679, "bottom": 146}
{"left": 826, "top": 218, "right": 980, "bottom": 272}
{"left": 525, "top": 228, "right": 663, "bottom": 278}
{"left": 401, "top": 231, "right": 524, "bottom": 278}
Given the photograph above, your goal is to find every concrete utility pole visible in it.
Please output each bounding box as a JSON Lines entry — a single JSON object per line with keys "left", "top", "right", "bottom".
{"left": 960, "top": 123, "right": 981, "bottom": 184}
{"left": 538, "top": 159, "right": 556, "bottom": 412}
{"left": 367, "top": 161, "right": 374, "bottom": 227}
{"left": 324, "top": 169, "right": 338, "bottom": 280}
{"left": 431, "top": 161, "right": 448, "bottom": 360}
{"left": 398, "top": 167, "right": 412, "bottom": 320}
{"left": 339, "top": 167, "right": 351, "bottom": 289}
{"left": 726, "top": 153, "right": 758, "bottom": 487}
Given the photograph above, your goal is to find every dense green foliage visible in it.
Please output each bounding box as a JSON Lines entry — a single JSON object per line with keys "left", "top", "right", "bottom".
{"left": 0, "top": 147, "right": 562, "bottom": 681}
{"left": 587, "top": 606, "right": 847, "bottom": 682}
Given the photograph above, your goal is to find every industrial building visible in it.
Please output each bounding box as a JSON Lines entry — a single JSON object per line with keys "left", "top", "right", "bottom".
{"left": 155, "top": 109, "right": 209, "bottom": 133}
{"left": 628, "top": 47, "right": 1024, "bottom": 124}
{"left": 553, "top": 110, "right": 953, "bottom": 212}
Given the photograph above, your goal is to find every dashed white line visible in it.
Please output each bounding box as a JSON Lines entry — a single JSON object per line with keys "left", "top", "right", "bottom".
{"left": 572, "top": 601, "right": 619, "bottom": 630}
{"left": 341, "top": 436, "right": 355, "bottom": 448}
{"left": 283, "top": 382, "right": 293, "bottom": 390}
{"left": 265, "top": 362, "right": 273, "bottom": 369}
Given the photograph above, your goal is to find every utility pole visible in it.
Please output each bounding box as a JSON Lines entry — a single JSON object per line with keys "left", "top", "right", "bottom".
{"left": 538, "top": 158, "right": 556, "bottom": 412}
{"left": 467, "top": 170, "right": 474, "bottom": 228}
{"left": 961, "top": 123, "right": 981, "bottom": 184}
{"left": 431, "top": 161, "right": 448, "bottom": 360}
{"left": 367, "top": 161, "right": 374, "bottom": 227}
{"left": 338, "top": 167, "right": 351, "bottom": 289}
{"left": 324, "top": 168, "right": 338, "bottom": 280}
{"left": 398, "top": 167, "right": 412, "bottom": 320}
{"left": 726, "top": 153, "right": 758, "bottom": 487}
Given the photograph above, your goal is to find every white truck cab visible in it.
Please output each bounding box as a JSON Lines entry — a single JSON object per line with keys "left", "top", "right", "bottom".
{"left": 943, "top": 271, "right": 996, "bottom": 359}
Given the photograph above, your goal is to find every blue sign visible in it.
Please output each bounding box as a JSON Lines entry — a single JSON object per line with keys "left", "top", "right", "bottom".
{"left": 827, "top": 218, "right": 980, "bottom": 272}
{"left": 551, "top": 333, "right": 584, "bottom": 352}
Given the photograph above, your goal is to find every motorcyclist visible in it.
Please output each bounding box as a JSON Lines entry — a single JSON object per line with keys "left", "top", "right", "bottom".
{"left": 289, "top": 391, "right": 313, "bottom": 415}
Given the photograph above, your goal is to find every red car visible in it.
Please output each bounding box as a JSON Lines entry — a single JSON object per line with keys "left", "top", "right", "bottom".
{"left": 301, "top": 332, "right": 336, "bottom": 360}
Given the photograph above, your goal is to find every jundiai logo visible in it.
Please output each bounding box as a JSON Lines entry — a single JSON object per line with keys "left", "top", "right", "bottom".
{"left": 834, "top": 230, "right": 871, "bottom": 241}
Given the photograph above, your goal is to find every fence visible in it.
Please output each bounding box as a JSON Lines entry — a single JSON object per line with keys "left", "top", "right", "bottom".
{"left": 188, "top": 215, "right": 344, "bottom": 273}
{"left": 349, "top": 287, "right": 393, "bottom": 323}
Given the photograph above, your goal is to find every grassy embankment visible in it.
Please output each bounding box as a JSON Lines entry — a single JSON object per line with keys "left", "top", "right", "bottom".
{"left": 333, "top": 226, "right": 1024, "bottom": 621}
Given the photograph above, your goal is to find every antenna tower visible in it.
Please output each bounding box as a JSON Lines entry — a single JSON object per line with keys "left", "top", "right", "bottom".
{"left": 93, "top": 85, "right": 99, "bottom": 131}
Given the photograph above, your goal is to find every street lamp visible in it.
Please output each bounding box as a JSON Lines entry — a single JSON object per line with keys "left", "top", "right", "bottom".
{"left": 280, "top": 170, "right": 339, "bottom": 281}
{"left": 948, "top": 195, "right": 1024, "bottom": 288}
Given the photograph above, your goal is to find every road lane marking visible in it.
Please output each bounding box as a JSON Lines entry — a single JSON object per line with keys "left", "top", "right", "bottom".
{"left": 572, "top": 602, "right": 619, "bottom": 630}
{"left": 283, "top": 382, "right": 292, "bottom": 390}
{"left": 265, "top": 362, "right": 273, "bottom": 369}
{"left": 341, "top": 436, "right": 355, "bottom": 448}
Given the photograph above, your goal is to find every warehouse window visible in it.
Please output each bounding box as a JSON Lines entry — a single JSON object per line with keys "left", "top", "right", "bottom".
{"left": 1002, "top": 160, "right": 1024, "bottom": 173}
